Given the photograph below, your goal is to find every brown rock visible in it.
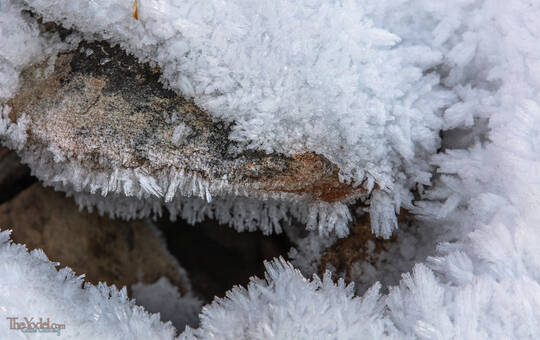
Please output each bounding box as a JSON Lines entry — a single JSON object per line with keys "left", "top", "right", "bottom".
{"left": 0, "top": 182, "right": 190, "bottom": 295}
{"left": 6, "top": 39, "right": 363, "bottom": 204}
{"left": 318, "top": 211, "right": 409, "bottom": 280}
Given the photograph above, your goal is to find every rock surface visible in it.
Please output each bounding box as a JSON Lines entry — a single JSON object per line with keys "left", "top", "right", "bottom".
{"left": 0, "top": 182, "right": 190, "bottom": 295}
{"left": 319, "top": 215, "right": 391, "bottom": 280}
{"left": 318, "top": 211, "right": 409, "bottom": 281}
{"left": 6, "top": 39, "right": 363, "bottom": 204}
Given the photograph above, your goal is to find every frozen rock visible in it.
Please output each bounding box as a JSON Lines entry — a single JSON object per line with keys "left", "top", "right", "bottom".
{"left": 2, "top": 39, "right": 361, "bottom": 236}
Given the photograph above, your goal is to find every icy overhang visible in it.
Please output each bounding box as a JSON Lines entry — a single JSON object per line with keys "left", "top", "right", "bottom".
{"left": 3, "top": 39, "right": 361, "bottom": 236}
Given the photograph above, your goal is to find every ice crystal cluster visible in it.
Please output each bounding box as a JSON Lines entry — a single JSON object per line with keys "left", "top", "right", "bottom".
{"left": 2, "top": 0, "right": 456, "bottom": 236}
{"left": 0, "top": 230, "right": 197, "bottom": 339}
{"left": 2, "top": 0, "right": 540, "bottom": 338}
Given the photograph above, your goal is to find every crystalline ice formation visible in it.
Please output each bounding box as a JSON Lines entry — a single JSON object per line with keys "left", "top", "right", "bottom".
{"left": 3, "top": 0, "right": 540, "bottom": 338}
{"left": 132, "top": 277, "right": 202, "bottom": 333}
{"left": 4, "top": 0, "right": 462, "bottom": 237}
{"left": 1, "top": 38, "right": 361, "bottom": 236}
{"left": 182, "top": 258, "right": 391, "bottom": 339}
{"left": 0, "top": 2, "right": 66, "bottom": 101}
{"left": 0, "top": 230, "right": 179, "bottom": 339}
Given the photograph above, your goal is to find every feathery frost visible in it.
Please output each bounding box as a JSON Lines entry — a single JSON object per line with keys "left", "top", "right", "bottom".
{"left": 2, "top": 0, "right": 540, "bottom": 338}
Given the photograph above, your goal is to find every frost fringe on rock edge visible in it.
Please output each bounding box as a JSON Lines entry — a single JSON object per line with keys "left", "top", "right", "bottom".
{"left": 0, "top": 106, "right": 352, "bottom": 236}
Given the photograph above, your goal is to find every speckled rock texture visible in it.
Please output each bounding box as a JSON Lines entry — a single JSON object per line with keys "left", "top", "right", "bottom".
{"left": 1, "top": 34, "right": 362, "bottom": 236}
{"left": 7, "top": 40, "right": 362, "bottom": 204}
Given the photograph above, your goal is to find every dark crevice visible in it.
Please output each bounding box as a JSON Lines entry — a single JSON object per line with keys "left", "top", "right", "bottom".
{"left": 0, "top": 149, "right": 36, "bottom": 204}
{"left": 155, "top": 214, "right": 293, "bottom": 302}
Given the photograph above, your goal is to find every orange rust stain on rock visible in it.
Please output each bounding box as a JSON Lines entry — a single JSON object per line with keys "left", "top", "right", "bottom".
{"left": 260, "top": 152, "right": 362, "bottom": 202}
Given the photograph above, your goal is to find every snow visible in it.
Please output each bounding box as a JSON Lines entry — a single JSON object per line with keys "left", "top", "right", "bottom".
{"left": 0, "top": 1, "right": 70, "bottom": 100}
{"left": 2, "top": 0, "right": 540, "bottom": 338}
{"left": 0, "top": 230, "right": 177, "bottom": 339}
{"left": 181, "top": 0, "right": 540, "bottom": 337}
{"left": 182, "top": 258, "right": 391, "bottom": 340}
{"left": 132, "top": 278, "right": 202, "bottom": 333}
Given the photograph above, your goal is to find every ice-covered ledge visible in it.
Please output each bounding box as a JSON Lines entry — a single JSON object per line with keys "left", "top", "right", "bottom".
{"left": 2, "top": 39, "right": 362, "bottom": 236}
